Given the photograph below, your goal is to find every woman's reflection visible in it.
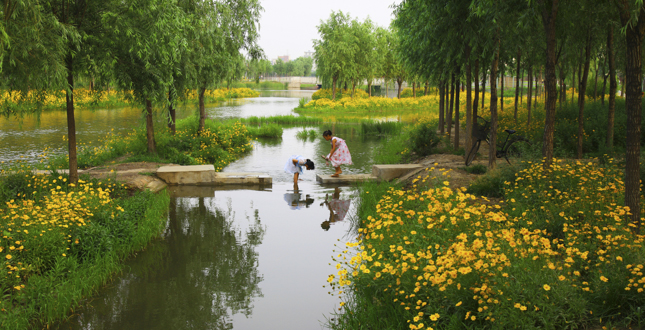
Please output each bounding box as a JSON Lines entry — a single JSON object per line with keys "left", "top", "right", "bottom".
{"left": 284, "top": 184, "right": 315, "bottom": 210}
{"left": 320, "top": 187, "right": 351, "bottom": 231}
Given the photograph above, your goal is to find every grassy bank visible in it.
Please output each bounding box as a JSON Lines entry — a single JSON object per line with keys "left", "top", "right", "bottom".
{"left": 0, "top": 168, "right": 169, "bottom": 329}
{"left": 49, "top": 115, "right": 254, "bottom": 171}
{"left": 329, "top": 159, "right": 645, "bottom": 329}
{"left": 0, "top": 87, "right": 259, "bottom": 116}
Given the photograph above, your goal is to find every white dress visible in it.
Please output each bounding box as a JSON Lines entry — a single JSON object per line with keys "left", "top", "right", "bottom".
{"left": 284, "top": 155, "right": 306, "bottom": 174}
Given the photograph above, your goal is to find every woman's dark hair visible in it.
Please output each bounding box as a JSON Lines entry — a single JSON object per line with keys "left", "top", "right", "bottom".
{"left": 305, "top": 159, "right": 315, "bottom": 170}
{"left": 323, "top": 130, "right": 332, "bottom": 137}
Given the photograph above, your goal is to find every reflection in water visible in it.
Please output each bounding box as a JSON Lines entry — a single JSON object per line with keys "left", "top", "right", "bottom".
{"left": 55, "top": 197, "right": 265, "bottom": 330}
{"left": 283, "top": 188, "right": 315, "bottom": 210}
{"left": 320, "top": 188, "right": 352, "bottom": 231}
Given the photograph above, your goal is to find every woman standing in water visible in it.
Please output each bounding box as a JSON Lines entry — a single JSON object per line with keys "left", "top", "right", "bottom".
{"left": 321, "top": 130, "right": 352, "bottom": 177}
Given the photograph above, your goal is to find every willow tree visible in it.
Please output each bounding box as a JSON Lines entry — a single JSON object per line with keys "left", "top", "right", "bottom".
{"left": 313, "top": 11, "right": 354, "bottom": 100}
{"left": 103, "top": 0, "right": 188, "bottom": 154}
{"left": 189, "top": 0, "right": 262, "bottom": 134}
{"left": 0, "top": 1, "right": 74, "bottom": 179}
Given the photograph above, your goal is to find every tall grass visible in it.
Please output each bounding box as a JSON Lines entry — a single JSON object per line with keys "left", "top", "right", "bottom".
{"left": 296, "top": 129, "right": 317, "bottom": 140}
{"left": 246, "top": 124, "right": 283, "bottom": 138}
{"left": 359, "top": 120, "right": 403, "bottom": 136}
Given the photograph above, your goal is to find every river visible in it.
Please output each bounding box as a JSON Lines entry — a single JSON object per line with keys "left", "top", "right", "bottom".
{"left": 0, "top": 90, "right": 382, "bottom": 329}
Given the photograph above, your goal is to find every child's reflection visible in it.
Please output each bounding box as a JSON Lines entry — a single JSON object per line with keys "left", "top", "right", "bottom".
{"left": 284, "top": 184, "right": 314, "bottom": 210}
{"left": 320, "top": 187, "right": 351, "bottom": 231}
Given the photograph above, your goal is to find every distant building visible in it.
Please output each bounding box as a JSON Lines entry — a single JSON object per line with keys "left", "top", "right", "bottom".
{"left": 278, "top": 55, "right": 290, "bottom": 63}
{"left": 303, "top": 51, "right": 314, "bottom": 58}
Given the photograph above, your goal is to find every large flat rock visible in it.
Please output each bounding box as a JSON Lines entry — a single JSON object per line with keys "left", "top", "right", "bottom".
{"left": 372, "top": 164, "right": 423, "bottom": 181}
{"left": 156, "top": 165, "right": 215, "bottom": 185}
{"left": 213, "top": 172, "right": 272, "bottom": 185}
{"left": 316, "top": 174, "right": 376, "bottom": 184}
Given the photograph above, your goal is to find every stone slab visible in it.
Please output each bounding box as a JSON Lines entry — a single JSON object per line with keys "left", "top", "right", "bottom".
{"left": 168, "top": 185, "right": 271, "bottom": 198}
{"left": 372, "top": 164, "right": 423, "bottom": 182}
{"left": 316, "top": 174, "right": 376, "bottom": 184}
{"left": 156, "top": 165, "right": 215, "bottom": 185}
{"left": 213, "top": 172, "right": 272, "bottom": 185}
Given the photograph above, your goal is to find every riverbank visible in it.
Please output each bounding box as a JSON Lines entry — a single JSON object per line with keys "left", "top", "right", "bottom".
{"left": 0, "top": 168, "right": 169, "bottom": 329}
{"left": 328, "top": 133, "right": 645, "bottom": 329}
{"left": 0, "top": 87, "right": 259, "bottom": 116}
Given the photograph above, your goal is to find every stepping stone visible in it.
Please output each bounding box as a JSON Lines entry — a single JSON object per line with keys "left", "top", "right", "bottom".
{"left": 372, "top": 164, "right": 423, "bottom": 181}
{"left": 156, "top": 165, "right": 215, "bottom": 185}
{"left": 316, "top": 174, "right": 376, "bottom": 184}
{"left": 213, "top": 172, "right": 272, "bottom": 185}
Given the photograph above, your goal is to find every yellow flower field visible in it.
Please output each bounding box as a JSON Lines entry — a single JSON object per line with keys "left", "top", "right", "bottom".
{"left": 330, "top": 159, "right": 645, "bottom": 329}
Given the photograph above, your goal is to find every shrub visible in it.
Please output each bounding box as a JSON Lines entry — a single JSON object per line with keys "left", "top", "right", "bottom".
{"left": 409, "top": 121, "right": 441, "bottom": 157}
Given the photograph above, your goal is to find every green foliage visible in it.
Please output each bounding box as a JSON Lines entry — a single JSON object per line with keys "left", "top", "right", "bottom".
{"left": 311, "top": 88, "right": 369, "bottom": 100}
{"left": 409, "top": 121, "right": 441, "bottom": 157}
{"left": 464, "top": 164, "right": 487, "bottom": 174}
{"left": 48, "top": 115, "right": 253, "bottom": 171}
{"left": 373, "top": 132, "right": 410, "bottom": 164}
{"left": 466, "top": 164, "right": 523, "bottom": 198}
{"left": 360, "top": 120, "right": 403, "bottom": 135}
{"left": 0, "top": 168, "right": 168, "bottom": 329}
{"left": 296, "top": 129, "right": 317, "bottom": 140}
{"left": 238, "top": 115, "right": 324, "bottom": 126}
{"left": 399, "top": 88, "right": 425, "bottom": 98}
{"left": 246, "top": 124, "right": 283, "bottom": 138}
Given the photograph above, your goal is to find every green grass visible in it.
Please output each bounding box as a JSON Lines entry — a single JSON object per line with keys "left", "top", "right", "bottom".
{"left": 466, "top": 163, "right": 523, "bottom": 198}
{"left": 296, "top": 129, "right": 317, "bottom": 140}
{"left": 246, "top": 124, "right": 283, "bottom": 138}
{"left": 0, "top": 169, "right": 169, "bottom": 329}
{"left": 229, "top": 81, "right": 288, "bottom": 90}
{"left": 359, "top": 120, "right": 404, "bottom": 136}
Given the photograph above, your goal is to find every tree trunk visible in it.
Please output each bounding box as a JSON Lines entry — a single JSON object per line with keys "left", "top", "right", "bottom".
{"left": 607, "top": 24, "right": 617, "bottom": 150}
{"left": 527, "top": 65, "right": 533, "bottom": 114}
{"left": 535, "top": 74, "right": 539, "bottom": 106}
{"left": 198, "top": 87, "right": 206, "bottom": 134}
{"left": 146, "top": 99, "right": 157, "bottom": 154}
{"left": 352, "top": 82, "right": 356, "bottom": 98}
{"left": 571, "top": 63, "right": 576, "bottom": 103}
{"left": 397, "top": 78, "right": 403, "bottom": 99}
{"left": 593, "top": 57, "right": 599, "bottom": 99}
{"left": 65, "top": 57, "right": 78, "bottom": 184}
{"left": 454, "top": 67, "right": 460, "bottom": 150}
{"left": 448, "top": 72, "right": 455, "bottom": 138}
{"left": 541, "top": 0, "right": 559, "bottom": 169}
{"left": 332, "top": 76, "right": 338, "bottom": 100}
{"left": 489, "top": 40, "right": 500, "bottom": 169}
{"left": 481, "top": 69, "right": 487, "bottom": 109}
{"left": 424, "top": 81, "right": 428, "bottom": 96}
{"left": 466, "top": 45, "right": 473, "bottom": 153}
{"left": 412, "top": 81, "right": 416, "bottom": 98}
{"left": 168, "top": 87, "right": 176, "bottom": 135}
{"left": 618, "top": 4, "right": 645, "bottom": 232}
{"left": 439, "top": 79, "right": 445, "bottom": 135}
{"left": 500, "top": 62, "right": 504, "bottom": 113}
{"left": 368, "top": 81, "right": 372, "bottom": 97}
{"left": 473, "top": 58, "right": 480, "bottom": 121}
{"left": 514, "top": 50, "right": 521, "bottom": 123}
{"left": 577, "top": 32, "right": 592, "bottom": 159}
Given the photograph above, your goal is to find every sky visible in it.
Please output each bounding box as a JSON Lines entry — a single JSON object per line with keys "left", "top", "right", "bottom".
{"left": 257, "top": 0, "right": 401, "bottom": 61}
